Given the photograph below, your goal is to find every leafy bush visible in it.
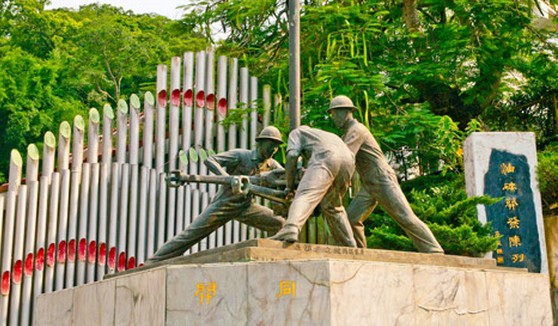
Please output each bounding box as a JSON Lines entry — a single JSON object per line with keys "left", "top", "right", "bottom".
{"left": 365, "top": 172, "right": 500, "bottom": 257}
{"left": 537, "top": 143, "right": 558, "bottom": 216}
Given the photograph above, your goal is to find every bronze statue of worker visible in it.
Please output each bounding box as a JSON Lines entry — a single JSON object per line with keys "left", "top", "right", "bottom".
{"left": 146, "top": 126, "right": 286, "bottom": 263}
{"left": 328, "top": 95, "right": 444, "bottom": 253}
{"left": 270, "top": 126, "right": 356, "bottom": 247}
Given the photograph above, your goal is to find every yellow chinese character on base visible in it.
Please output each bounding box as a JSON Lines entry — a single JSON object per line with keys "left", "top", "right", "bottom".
{"left": 495, "top": 231, "right": 502, "bottom": 246}
{"left": 512, "top": 253, "right": 525, "bottom": 263}
{"left": 508, "top": 235, "right": 522, "bottom": 248}
{"left": 500, "top": 163, "right": 515, "bottom": 175}
{"left": 497, "top": 256, "right": 504, "bottom": 264}
{"left": 505, "top": 198, "right": 519, "bottom": 210}
{"left": 496, "top": 248, "right": 503, "bottom": 254}
{"left": 502, "top": 182, "right": 517, "bottom": 192}
{"left": 506, "top": 216, "right": 520, "bottom": 229}
{"left": 195, "top": 282, "right": 217, "bottom": 304}
{"left": 276, "top": 280, "right": 297, "bottom": 298}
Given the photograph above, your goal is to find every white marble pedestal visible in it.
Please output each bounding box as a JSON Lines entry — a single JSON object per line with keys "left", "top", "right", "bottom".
{"left": 34, "top": 239, "right": 553, "bottom": 325}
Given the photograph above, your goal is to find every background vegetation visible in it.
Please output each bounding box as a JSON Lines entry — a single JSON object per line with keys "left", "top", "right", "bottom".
{"left": 2, "top": 0, "right": 558, "bottom": 255}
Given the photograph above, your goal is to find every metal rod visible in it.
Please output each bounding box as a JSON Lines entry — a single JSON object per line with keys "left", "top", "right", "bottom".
{"left": 117, "top": 164, "right": 129, "bottom": 272}
{"left": 96, "top": 163, "right": 109, "bottom": 280}
{"left": 102, "top": 104, "right": 114, "bottom": 168}
{"left": 65, "top": 170, "right": 81, "bottom": 287}
{"left": 44, "top": 172, "right": 60, "bottom": 294}
{"left": 250, "top": 76, "right": 258, "bottom": 149}
{"left": 57, "top": 122, "right": 71, "bottom": 172}
{"left": 240, "top": 67, "right": 249, "bottom": 150}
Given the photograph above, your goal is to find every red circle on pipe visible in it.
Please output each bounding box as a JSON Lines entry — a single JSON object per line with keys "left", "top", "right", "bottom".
{"left": 36, "top": 248, "right": 45, "bottom": 271}
{"left": 157, "top": 90, "right": 168, "bottom": 108}
{"left": 206, "top": 94, "right": 215, "bottom": 110}
{"left": 1, "top": 271, "right": 10, "bottom": 295}
{"left": 13, "top": 260, "right": 23, "bottom": 283}
{"left": 25, "top": 253, "right": 34, "bottom": 276}
{"left": 127, "top": 256, "right": 136, "bottom": 270}
{"left": 88, "top": 241, "right": 97, "bottom": 264}
{"left": 218, "top": 98, "right": 227, "bottom": 116}
{"left": 184, "top": 89, "right": 193, "bottom": 106}
{"left": 196, "top": 91, "right": 205, "bottom": 108}
{"left": 171, "top": 89, "right": 181, "bottom": 106}
{"left": 68, "top": 239, "right": 76, "bottom": 262}
{"left": 99, "top": 243, "right": 107, "bottom": 265}
{"left": 78, "top": 238, "right": 87, "bottom": 261}
{"left": 118, "top": 252, "right": 126, "bottom": 272}
{"left": 108, "top": 247, "right": 116, "bottom": 270}
{"left": 47, "top": 243, "right": 56, "bottom": 267}
{"left": 57, "top": 240, "right": 67, "bottom": 263}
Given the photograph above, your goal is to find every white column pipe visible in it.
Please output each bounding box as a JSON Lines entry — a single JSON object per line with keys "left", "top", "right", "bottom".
{"left": 44, "top": 172, "right": 60, "bottom": 294}
{"left": 205, "top": 50, "right": 217, "bottom": 197}
{"left": 1, "top": 150, "right": 22, "bottom": 312}
{"left": 239, "top": 67, "right": 249, "bottom": 150}
{"left": 116, "top": 99, "right": 128, "bottom": 165}
{"left": 155, "top": 64, "right": 167, "bottom": 175}
{"left": 263, "top": 85, "right": 272, "bottom": 128}
{"left": 76, "top": 163, "right": 90, "bottom": 285}
{"left": 216, "top": 56, "right": 227, "bottom": 153}
{"left": 228, "top": 58, "right": 238, "bottom": 150}
{"left": 129, "top": 94, "right": 141, "bottom": 165}
{"left": 20, "top": 180, "right": 38, "bottom": 326}
{"left": 102, "top": 104, "right": 114, "bottom": 167}
{"left": 190, "top": 189, "right": 200, "bottom": 254}
{"left": 250, "top": 76, "right": 258, "bottom": 149}
{"left": 182, "top": 52, "right": 194, "bottom": 170}
{"left": 57, "top": 121, "right": 71, "bottom": 172}
{"left": 146, "top": 169, "right": 157, "bottom": 258}
{"left": 167, "top": 56, "right": 181, "bottom": 239}
{"left": 25, "top": 144, "right": 39, "bottom": 183}
{"left": 127, "top": 164, "right": 139, "bottom": 269}
{"left": 54, "top": 169, "right": 70, "bottom": 291}
{"left": 86, "top": 163, "right": 100, "bottom": 283}
{"left": 32, "top": 176, "right": 49, "bottom": 302}
{"left": 107, "top": 163, "right": 120, "bottom": 274}
{"left": 65, "top": 170, "right": 81, "bottom": 287}
{"left": 157, "top": 173, "right": 167, "bottom": 248}
{"left": 8, "top": 185, "right": 27, "bottom": 326}
{"left": 117, "top": 164, "right": 129, "bottom": 272}
{"left": 192, "top": 51, "right": 206, "bottom": 182}
{"left": 136, "top": 167, "right": 149, "bottom": 265}
{"left": 142, "top": 92, "right": 155, "bottom": 168}
{"left": 41, "top": 132, "right": 56, "bottom": 184}
{"left": 87, "top": 108, "right": 100, "bottom": 164}
{"left": 96, "top": 163, "right": 109, "bottom": 280}
{"left": 71, "top": 115, "right": 85, "bottom": 173}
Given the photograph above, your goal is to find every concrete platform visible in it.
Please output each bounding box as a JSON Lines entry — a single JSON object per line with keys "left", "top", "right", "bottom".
{"left": 34, "top": 240, "right": 553, "bottom": 325}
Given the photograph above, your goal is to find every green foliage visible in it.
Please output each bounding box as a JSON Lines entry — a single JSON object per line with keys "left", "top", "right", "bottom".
{"left": 365, "top": 173, "right": 500, "bottom": 256}
{"left": 536, "top": 143, "right": 558, "bottom": 215}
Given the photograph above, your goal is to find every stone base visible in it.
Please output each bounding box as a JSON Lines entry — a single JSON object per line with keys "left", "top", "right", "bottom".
{"left": 34, "top": 240, "right": 553, "bottom": 325}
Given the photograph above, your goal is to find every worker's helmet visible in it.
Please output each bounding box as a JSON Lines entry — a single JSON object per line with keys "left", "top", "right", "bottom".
{"left": 327, "top": 95, "right": 357, "bottom": 113}
{"left": 256, "top": 126, "right": 283, "bottom": 144}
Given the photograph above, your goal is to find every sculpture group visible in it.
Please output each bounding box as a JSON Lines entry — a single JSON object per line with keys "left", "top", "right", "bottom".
{"left": 146, "top": 95, "right": 443, "bottom": 264}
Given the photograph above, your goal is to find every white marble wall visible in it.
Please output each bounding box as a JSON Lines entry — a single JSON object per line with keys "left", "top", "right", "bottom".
{"left": 34, "top": 259, "right": 553, "bottom": 325}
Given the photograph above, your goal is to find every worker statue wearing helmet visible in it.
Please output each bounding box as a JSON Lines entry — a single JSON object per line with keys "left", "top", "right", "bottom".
{"left": 328, "top": 95, "right": 444, "bottom": 253}
{"left": 146, "top": 126, "right": 286, "bottom": 263}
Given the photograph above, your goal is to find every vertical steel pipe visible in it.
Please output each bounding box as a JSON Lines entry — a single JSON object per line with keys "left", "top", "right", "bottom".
{"left": 155, "top": 64, "right": 168, "bottom": 174}
{"left": 129, "top": 94, "right": 141, "bottom": 166}
{"left": 76, "top": 164, "right": 90, "bottom": 285}
{"left": 216, "top": 56, "right": 228, "bottom": 153}
{"left": 142, "top": 92, "right": 155, "bottom": 168}
{"left": 116, "top": 99, "right": 128, "bottom": 165}
{"left": 88, "top": 108, "right": 100, "bottom": 164}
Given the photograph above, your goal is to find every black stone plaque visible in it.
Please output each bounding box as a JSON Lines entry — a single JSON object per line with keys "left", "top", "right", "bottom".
{"left": 484, "top": 149, "right": 541, "bottom": 272}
